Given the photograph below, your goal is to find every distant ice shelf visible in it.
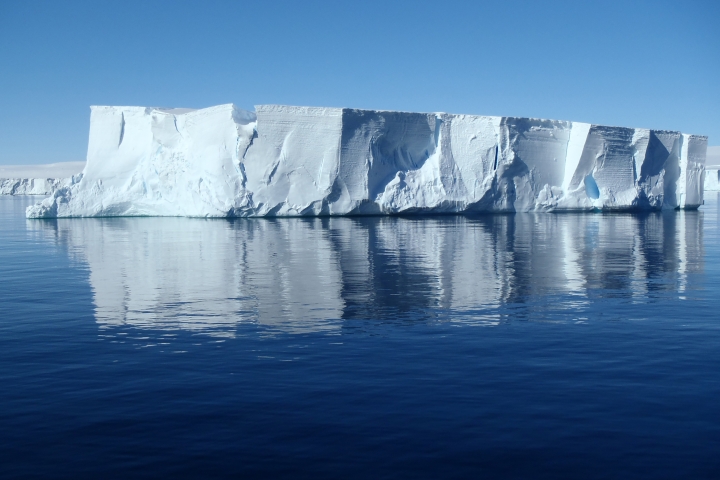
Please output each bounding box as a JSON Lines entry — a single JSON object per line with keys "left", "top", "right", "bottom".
{"left": 1, "top": 162, "right": 85, "bottom": 195}
{"left": 26, "top": 104, "right": 707, "bottom": 218}
{"left": 703, "top": 147, "right": 720, "bottom": 192}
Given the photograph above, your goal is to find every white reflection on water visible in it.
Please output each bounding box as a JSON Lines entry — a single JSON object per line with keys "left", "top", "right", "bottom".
{"left": 28, "top": 209, "right": 704, "bottom": 336}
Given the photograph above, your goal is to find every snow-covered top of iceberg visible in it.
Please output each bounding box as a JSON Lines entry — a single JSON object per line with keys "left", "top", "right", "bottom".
{"left": 26, "top": 103, "right": 707, "bottom": 218}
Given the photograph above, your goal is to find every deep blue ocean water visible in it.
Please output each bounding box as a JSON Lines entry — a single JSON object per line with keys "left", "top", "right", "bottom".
{"left": 1, "top": 194, "right": 719, "bottom": 479}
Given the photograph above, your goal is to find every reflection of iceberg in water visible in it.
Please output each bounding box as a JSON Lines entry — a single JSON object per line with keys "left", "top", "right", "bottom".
{"left": 29, "top": 208, "right": 703, "bottom": 337}
{"left": 32, "top": 218, "right": 345, "bottom": 336}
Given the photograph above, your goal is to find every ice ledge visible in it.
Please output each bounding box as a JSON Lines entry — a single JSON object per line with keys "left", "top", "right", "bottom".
{"left": 26, "top": 104, "right": 707, "bottom": 218}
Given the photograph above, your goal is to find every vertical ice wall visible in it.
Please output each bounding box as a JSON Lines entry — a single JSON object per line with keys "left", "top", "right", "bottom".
{"left": 242, "top": 105, "right": 343, "bottom": 216}
{"left": 340, "top": 109, "right": 440, "bottom": 213}
{"left": 679, "top": 134, "right": 707, "bottom": 207}
{"left": 39, "top": 104, "right": 256, "bottom": 217}
{"left": 26, "top": 103, "right": 707, "bottom": 218}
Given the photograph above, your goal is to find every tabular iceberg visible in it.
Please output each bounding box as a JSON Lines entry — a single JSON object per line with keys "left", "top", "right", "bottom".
{"left": 26, "top": 104, "right": 707, "bottom": 218}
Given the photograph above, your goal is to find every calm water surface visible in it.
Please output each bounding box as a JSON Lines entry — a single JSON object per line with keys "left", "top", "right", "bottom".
{"left": 1, "top": 195, "right": 719, "bottom": 479}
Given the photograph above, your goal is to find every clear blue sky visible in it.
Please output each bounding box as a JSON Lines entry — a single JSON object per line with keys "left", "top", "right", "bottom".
{"left": 0, "top": 0, "right": 718, "bottom": 164}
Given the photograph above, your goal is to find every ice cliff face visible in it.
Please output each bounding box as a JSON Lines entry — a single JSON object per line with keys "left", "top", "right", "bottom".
{"left": 26, "top": 104, "right": 707, "bottom": 218}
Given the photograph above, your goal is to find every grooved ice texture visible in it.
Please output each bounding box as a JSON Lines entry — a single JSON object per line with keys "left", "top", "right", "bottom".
{"left": 26, "top": 104, "right": 707, "bottom": 218}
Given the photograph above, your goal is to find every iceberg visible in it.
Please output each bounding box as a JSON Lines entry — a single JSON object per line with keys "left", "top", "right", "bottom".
{"left": 703, "top": 146, "right": 720, "bottom": 192}
{"left": 1, "top": 162, "right": 85, "bottom": 195}
{"left": 26, "top": 104, "right": 707, "bottom": 218}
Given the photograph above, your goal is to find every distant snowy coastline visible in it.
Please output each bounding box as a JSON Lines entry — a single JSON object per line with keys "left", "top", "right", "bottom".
{"left": 704, "top": 147, "right": 720, "bottom": 192}
{"left": 1, "top": 162, "right": 85, "bottom": 195}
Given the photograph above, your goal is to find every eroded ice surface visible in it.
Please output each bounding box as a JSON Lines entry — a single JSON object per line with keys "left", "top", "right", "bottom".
{"left": 26, "top": 105, "right": 707, "bottom": 218}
